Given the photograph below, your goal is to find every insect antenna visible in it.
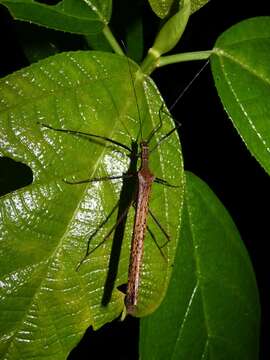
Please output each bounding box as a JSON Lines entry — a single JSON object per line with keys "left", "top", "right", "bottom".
{"left": 120, "top": 39, "right": 144, "bottom": 143}
{"left": 149, "top": 60, "right": 209, "bottom": 153}
{"left": 169, "top": 60, "right": 209, "bottom": 112}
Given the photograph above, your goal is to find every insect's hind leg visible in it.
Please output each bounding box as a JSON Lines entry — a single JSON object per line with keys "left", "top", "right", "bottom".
{"left": 76, "top": 200, "right": 132, "bottom": 270}
{"left": 154, "top": 177, "right": 179, "bottom": 188}
{"left": 147, "top": 208, "right": 171, "bottom": 261}
{"left": 149, "top": 209, "right": 170, "bottom": 245}
{"left": 73, "top": 173, "right": 134, "bottom": 270}
{"left": 146, "top": 225, "right": 167, "bottom": 261}
{"left": 76, "top": 201, "right": 120, "bottom": 270}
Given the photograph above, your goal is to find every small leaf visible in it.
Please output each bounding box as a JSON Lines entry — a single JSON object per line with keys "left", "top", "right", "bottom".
{"left": 211, "top": 17, "right": 270, "bottom": 176}
{"left": 190, "top": 0, "right": 209, "bottom": 14}
{"left": 148, "top": 0, "right": 174, "bottom": 19}
{"left": 0, "top": 51, "right": 184, "bottom": 360}
{"left": 140, "top": 172, "right": 260, "bottom": 359}
{"left": 0, "top": 0, "right": 112, "bottom": 35}
{"left": 148, "top": 0, "right": 209, "bottom": 19}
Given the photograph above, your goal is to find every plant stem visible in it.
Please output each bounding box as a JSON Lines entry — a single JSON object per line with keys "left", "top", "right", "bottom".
{"left": 140, "top": 48, "right": 160, "bottom": 76}
{"left": 102, "top": 25, "right": 124, "bottom": 55}
{"left": 158, "top": 50, "right": 212, "bottom": 67}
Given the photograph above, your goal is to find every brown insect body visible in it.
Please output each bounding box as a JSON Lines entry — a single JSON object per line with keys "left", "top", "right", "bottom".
{"left": 125, "top": 141, "right": 155, "bottom": 314}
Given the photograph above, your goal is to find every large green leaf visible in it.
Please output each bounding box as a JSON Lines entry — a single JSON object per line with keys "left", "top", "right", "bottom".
{"left": 148, "top": 0, "right": 209, "bottom": 19}
{"left": 140, "top": 172, "right": 260, "bottom": 359}
{"left": 0, "top": 0, "right": 111, "bottom": 34}
{"left": 211, "top": 17, "right": 270, "bottom": 176}
{"left": 0, "top": 51, "right": 184, "bottom": 359}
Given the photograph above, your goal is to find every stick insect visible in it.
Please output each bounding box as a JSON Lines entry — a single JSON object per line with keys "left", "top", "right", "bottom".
{"left": 38, "top": 54, "right": 206, "bottom": 316}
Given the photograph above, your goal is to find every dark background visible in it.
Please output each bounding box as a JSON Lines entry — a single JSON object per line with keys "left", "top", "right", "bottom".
{"left": 0, "top": 1, "right": 269, "bottom": 359}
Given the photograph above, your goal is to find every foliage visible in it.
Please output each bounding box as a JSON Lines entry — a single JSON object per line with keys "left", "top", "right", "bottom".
{"left": 0, "top": 0, "right": 267, "bottom": 359}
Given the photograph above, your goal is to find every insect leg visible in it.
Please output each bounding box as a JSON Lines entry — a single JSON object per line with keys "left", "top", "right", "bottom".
{"left": 77, "top": 201, "right": 133, "bottom": 270}
{"left": 146, "top": 225, "right": 166, "bottom": 261}
{"left": 154, "top": 177, "right": 179, "bottom": 188}
{"left": 149, "top": 208, "right": 170, "bottom": 249}
{"left": 37, "top": 122, "right": 132, "bottom": 152}
{"left": 64, "top": 174, "right": 134, "bottom": 185}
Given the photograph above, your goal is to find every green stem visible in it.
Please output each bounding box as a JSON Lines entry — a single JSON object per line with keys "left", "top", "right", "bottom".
{"left": 140, "top": 48, "right": 160, "bottom": 76}
{"left": 102, "top": 25, "right": 124, "bottom": 55}
{"left": 158, "top": 50, "right": 213, "bottom": 67}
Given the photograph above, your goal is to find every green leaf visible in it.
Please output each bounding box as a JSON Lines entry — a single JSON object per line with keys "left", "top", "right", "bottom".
{"left": 211, "top": 17, "right": 270, "bottom": 176}
{"left": 0, "top": 0, "right": 111, "bottom": 35}
{"left": 190, "top": 0, "right": 209, "bottom": 14}
{"left": 148, "top": 0, "right": 174, "bottom": 19}
{"left": 148, "top": 0, "right": 209, "bottom": 19}
{"left": 0, "top": 51, "right": 184, "bottom": 359}
{"left": 140, "top": 172, "right": 260, "bottom": 359}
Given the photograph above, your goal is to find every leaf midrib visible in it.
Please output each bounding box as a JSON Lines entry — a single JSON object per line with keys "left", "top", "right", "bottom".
{"left": 214, "top": 47, "right": 270, "bottom": 86}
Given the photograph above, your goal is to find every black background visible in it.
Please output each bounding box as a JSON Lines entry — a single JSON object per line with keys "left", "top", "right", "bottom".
{"left": 0, "top": 1, "right": 269, "bottom": 359}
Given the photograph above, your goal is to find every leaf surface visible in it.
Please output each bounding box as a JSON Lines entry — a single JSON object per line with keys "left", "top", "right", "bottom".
{"left": 148, "top": 0, "right": 209, "bottom": 19}
{"left": 0, "top": 51, "right": 184, "bottom": 360}
{"left": 0, "top": 0, "right": 111, "bottom": 34}
{"left": 140, "top": 172, "right": 260, "bottom": 359}
{"left": 211, "top": 17, "right": 270, "bottom": 175}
